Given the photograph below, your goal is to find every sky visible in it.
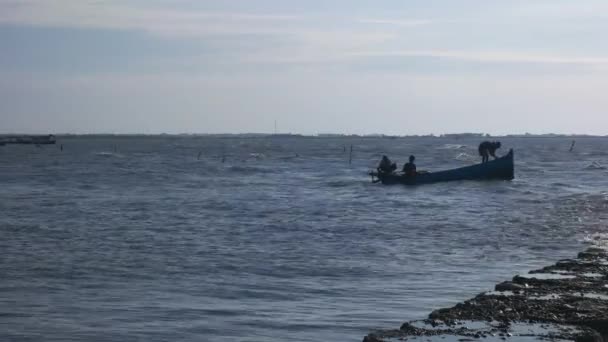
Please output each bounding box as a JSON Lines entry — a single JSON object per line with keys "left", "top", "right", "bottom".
{"left": 1, "top": 0, "right": 608, "bottom": 135}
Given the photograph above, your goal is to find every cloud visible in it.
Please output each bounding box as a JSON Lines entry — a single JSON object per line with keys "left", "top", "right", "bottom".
{"left": 0, "top": 0, "right": 420, "bottom": 70}
{"left": 509, "top": 1, "right": 608, "bottom": 19}
{"left": 0, "top": 0, "right": 404, "bottom": 66}
{"left": 0, "top": 0, "right": 300, "bottom": 37}
{"left": 349, "top": 50, "right": 608, "bottom": 67}
{"left": 357, "top": 18, "right": 432, "bottom": 27}
{"left": 3, "top": 1, "right": 608, "bottom": 73}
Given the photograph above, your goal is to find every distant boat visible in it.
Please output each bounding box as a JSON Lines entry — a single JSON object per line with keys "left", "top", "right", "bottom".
{"left": 0, "top": 135, "right": 56, "bottom": 145}
{"left": 370, "top": 149, "right": 514, "bottom": 185}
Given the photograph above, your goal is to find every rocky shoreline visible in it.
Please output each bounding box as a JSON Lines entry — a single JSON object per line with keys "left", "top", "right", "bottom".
{"left": 363, "top": 247, "right": 608, "bottom": 342}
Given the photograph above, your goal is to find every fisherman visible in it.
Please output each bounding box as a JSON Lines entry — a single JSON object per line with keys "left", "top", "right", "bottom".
{"left": 478, "top": 141, "right": 501, "bottom": 163}
{"left": 377, "top": 155, "right": 397, "bottom": 174}
{"left": 403, "top": 155, "right": 417, "bottom": 177}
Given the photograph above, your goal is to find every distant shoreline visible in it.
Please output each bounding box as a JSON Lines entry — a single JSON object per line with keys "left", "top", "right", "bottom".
{"left": 1, "top": 133, "right": 607, "bottom": 139}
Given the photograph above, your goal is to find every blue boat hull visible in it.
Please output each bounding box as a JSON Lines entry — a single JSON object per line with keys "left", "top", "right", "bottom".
{"left": 371, "top": 149, "right": 514, "bottom": 185}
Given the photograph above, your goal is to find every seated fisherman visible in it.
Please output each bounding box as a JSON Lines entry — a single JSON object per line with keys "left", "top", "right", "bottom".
{"left": 377, "top": 155, "right": 397, "bottom": 173}
{"left": 403, "top": 155, "right": 417, "bottom": 177}
{"left": 478, "top": 141, "right": 501, "bottom": 163}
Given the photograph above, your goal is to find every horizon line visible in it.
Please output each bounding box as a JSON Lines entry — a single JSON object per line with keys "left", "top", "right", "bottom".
{"left": 1, "top": 132, "right": 607, "bottom": 138}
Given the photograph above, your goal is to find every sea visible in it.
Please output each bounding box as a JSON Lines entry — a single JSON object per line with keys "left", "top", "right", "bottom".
{"left": 1, "top": 135, "right": 608, "bottom": 342}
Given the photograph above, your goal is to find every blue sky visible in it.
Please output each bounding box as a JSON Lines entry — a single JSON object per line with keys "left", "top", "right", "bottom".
{"left": 1, "top": 0, "right": 608, "bottom": 134}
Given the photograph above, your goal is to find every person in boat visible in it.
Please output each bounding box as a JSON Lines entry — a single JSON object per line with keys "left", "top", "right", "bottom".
{"left": 403, "top": 155, "right": 417, "bottom": 177}
{"left": 478, "top": 141, "right": 501, "bottom": 163}
{"left": 377, "top": 155, "right": 397, "bottom": 174}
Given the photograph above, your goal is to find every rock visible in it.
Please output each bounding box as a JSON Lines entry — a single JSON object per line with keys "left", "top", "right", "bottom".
{"left": 578, "top": 248, "right": 608, "bottom": 259}
{"left": 573, "top": 329, "right": 603, "bottom": 342}
{"left": 583, "top": 319, "right": 608, "bottom": 336}
{"left": 363, "top": 248, "right": 608, "bottom": 342}
{"left": 400, "top": 323, "right": 417, "bottom": 333}
{"left": 495, "top": 281, "right": 525, "bottom": 292}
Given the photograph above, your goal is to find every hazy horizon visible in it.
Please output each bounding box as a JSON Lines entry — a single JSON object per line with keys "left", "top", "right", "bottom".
{"left": 2, "top": 131, "right": 606, "bottom": 138}
{"left": 2, "top": 1, "right": 608, "bottom": 135}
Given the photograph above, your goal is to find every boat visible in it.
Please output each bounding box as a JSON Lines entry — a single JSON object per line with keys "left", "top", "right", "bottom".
{"left": 370, "top": 149, "right": 514, "bottom": 185}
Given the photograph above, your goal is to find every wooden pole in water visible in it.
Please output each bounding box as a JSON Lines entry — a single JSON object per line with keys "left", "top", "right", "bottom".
{"left": 569, "top": 140, "right": 576, "bottom": 152}
{"left": 349, "top": 145, "right": 353, "bottom": 164}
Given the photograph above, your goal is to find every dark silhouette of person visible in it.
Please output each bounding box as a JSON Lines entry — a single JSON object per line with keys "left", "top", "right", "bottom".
{"left": 377, "top": 155, "right": 397, "bottom": 173}
{"left": 403, "top": 155, "right": 417, "bottom": 177}
{"left": 478, "top": 141, "right": 501, "bottom": 163}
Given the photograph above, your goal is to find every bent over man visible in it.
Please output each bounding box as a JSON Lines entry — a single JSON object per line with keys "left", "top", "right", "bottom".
{"left": 478, "top": 141, "right": 501, "bottom": 163}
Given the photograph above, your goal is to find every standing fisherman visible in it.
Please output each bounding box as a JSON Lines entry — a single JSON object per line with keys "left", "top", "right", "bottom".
{"left": 478, "top": 141, "right": 501, "bottom": 163}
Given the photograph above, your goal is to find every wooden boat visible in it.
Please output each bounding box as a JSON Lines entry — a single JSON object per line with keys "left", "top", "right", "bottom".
{"left": 370, "top": 149, "right": 514, "bottom": 185}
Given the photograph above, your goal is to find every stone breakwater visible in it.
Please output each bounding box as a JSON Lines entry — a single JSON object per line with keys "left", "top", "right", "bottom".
{"left": 363, "top": 248, "right": 608, "bottom": 342}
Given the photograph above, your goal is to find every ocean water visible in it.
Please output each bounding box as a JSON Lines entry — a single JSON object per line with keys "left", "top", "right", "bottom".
{"left": 1, "top": 136, "right": 608, "bottom": 342}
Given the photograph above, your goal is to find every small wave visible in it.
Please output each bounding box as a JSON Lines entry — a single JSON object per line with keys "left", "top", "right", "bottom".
{"left": 227, "top": 165, "right": 272, "bottom": 175}
{"left": 585, "top": 161, "right": 606, "bottom": 170}
{"left": 582, "top": 152, "right": 608, "bottom": 157}
{"left": 94, "top": 152, "right": 123, "bottom": 158}
{"left": 277, "top": 154, "right": 299, "bottom": 161}
{"left": 78, "top": 184, "right": 97, "bottom": 190}
{"left": 249, "top": 153, "right": 266, "bottom": 159}
{"left": 325, "top": 180, "right": 351, "bottom": 188}
{"left": 454, "top": 152, "right": 476, "bottom": 161}
{"left": 438, "top": 144, "right": 468, "bottom": 150}
{"left": 582, "top": 233, "right": 608, "bottom": 249}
